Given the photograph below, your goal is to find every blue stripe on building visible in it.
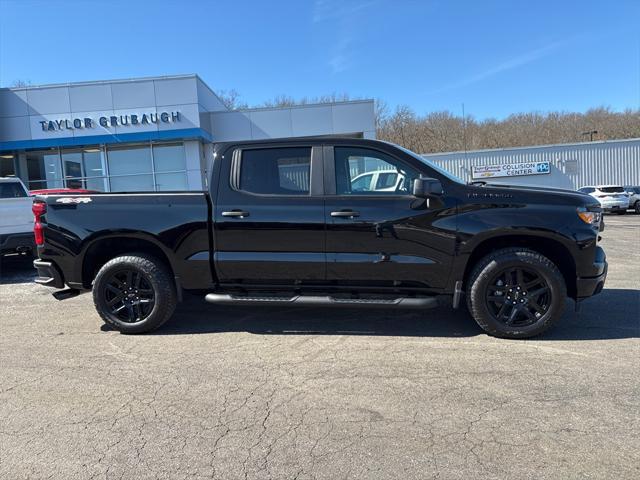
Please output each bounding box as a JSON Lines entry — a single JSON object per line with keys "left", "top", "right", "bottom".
{"left": 0, "top": 128, "right": 212, "bottom": 152}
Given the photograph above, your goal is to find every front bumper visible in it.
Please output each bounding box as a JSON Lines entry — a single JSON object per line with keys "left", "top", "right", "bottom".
{"left": 0, "top": 232, "right": 35, "bottom": 254}
{"left": 33, "top": 259, "right": 65, "bottom": 289}
{"left": 576, "top": 246, "right": 607, "bottom": 298}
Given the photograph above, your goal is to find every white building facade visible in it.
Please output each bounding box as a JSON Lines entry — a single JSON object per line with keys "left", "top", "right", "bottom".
{"left": 0, "top": 75, "right": 375, "bottom": 192}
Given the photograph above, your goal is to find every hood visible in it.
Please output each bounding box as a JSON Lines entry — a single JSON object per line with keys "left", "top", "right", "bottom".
{"left": 467, "top": 182, "right": 597, "bottom": 207}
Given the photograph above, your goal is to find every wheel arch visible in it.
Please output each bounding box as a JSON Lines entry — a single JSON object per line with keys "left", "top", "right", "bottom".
{"left": 80, "top": 234, "right": 175, "bottom": 289}
{"left": 463, "top": 234, "right": 577, "bottom": 299}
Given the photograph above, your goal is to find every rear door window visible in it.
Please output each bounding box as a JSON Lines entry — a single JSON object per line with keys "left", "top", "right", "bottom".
{"left": 0, "top": 182, "right": 27, "bottom": 199}
{"left": 600, "top": 186, "right": 624, "bottom": 193}
{"left": 238, "top": 147, "right": 311, "bottom": 195}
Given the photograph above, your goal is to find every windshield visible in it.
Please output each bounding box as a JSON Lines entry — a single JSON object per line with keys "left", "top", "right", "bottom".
{"left": 395, "top": 144, "right": 465, "bottom": 184}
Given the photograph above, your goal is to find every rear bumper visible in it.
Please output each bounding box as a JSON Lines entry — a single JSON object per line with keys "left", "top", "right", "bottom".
{"left": 576, "top": 246, "right": 607, "bottom": 298}
{"left": 33, "top": 259, "right": 65, "bottom": 289}
{"left": 601, "top": 202, "right": 629, "bottom": 211}
{"left": 0, "top": 232, "right": 35, "bottom": 254}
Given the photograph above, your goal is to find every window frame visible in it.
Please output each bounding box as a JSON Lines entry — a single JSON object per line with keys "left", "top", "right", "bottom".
{"left": 324, "top": 145, "right": 420, "bottom": 198}
{"left": 229, "top": 145, "right": 323, "bottom": 198}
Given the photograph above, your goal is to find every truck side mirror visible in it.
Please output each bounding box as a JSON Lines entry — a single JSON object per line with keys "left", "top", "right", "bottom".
{"left": 413, "top": 177, "right": 443, "bottom": 197}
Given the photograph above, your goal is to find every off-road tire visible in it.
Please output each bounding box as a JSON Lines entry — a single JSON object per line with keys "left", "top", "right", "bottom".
{"left": 466, "top": 248, "right": 566, "bottom": 339}
{"left": 92, "top": 254, "right": 177, "bottom": 334}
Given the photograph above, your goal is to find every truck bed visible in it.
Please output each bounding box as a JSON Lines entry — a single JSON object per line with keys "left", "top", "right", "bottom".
{"left": 34, "top": 192, "right": 213, "bottom": 291}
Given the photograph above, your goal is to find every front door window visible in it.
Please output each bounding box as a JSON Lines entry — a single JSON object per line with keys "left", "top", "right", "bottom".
{"left": 335, "top": 147, "right": 419, "bottom": 195}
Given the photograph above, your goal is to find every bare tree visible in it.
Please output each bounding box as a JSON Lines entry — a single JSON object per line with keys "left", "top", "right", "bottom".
{"left": 11, "top": 79, "right": 32, "bottom": 87}
{"left": 216, "top": 87, "right": 639, "bottom": 151}
{"left": 214, "top": 89, "right": 248, "bottom": 110}
{"left": 377, "top": 106, "right": 640, "bottom": 153}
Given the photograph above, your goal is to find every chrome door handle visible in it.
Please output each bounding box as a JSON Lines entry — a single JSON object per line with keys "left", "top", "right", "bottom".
{"left": 331, "top": 210, "right": 360, "bottom": 218}
{"left": 222, "top": 210, "right": 250, "bottom": 218}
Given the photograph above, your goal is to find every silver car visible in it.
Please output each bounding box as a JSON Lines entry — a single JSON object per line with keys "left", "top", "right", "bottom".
{"left": 623, "top": 185, "right": 640, "bottom": 214}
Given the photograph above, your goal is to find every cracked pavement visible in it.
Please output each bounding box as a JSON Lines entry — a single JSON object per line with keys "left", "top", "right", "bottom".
{"left": 1, "top": 215, "right": 638, "bottom": 479}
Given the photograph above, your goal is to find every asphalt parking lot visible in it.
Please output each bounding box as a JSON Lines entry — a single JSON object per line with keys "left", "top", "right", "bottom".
{"left": 1, "top": 215, "right": 638, "bottom": 479}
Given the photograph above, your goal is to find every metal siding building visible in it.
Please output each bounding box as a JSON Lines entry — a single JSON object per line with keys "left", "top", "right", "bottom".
{"left": 423, "top": 138, "right": 640, "bottom": 189}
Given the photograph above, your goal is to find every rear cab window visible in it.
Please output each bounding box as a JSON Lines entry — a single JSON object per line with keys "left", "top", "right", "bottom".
{"left": 237, "top": 147, "right": 311, "bottom": 195}
{"left": 0, "top": 181, "right": 28, "bottom": 199}
{"left": 599, "top": 186, "right": 624, "bottom": 194}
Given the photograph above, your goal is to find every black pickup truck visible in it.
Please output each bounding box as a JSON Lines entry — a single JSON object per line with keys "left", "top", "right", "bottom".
{"left": 32, "top": 138, "right": 607, "bottom": 338}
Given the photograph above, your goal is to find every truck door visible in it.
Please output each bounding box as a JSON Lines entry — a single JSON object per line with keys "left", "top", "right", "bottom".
{"left": 323, "top": 145, "right": 456, "bottom": 289}
{"left": 213, "top": 144, "right": 325, "bottom": 283}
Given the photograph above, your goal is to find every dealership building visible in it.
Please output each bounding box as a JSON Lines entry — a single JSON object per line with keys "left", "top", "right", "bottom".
{"left": 0, "top": 74, "right": 375, "bottom": 192}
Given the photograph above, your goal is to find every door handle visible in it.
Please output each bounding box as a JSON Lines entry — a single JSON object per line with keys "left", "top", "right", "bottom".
{"left": 331, "top": 210, "right": 360, "bottom": 218}
{"left": 222, "top": 210, "right": 250, "bottom": 218}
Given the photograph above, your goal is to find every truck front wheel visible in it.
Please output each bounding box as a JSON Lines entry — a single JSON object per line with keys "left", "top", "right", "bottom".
{"left": 92, "top": 254, "right": 177, "bottom": 334}
{"left": 466, "top": 248, "right": 566, "bottom": 339}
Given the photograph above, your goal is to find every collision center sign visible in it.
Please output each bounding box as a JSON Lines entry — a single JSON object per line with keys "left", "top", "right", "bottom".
{"left": 472, "top": 161, "right": 550, "bottom": 179}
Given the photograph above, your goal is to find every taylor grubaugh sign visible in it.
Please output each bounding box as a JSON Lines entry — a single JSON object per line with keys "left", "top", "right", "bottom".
{"left": 38, "top": 111, "right": 181, "bottom": 132}
{"left": 472, "top": 161, "right": 551, "bottom": 179}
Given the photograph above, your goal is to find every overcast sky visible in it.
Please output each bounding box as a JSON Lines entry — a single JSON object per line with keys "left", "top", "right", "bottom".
{"left": 1, "top": 0, "right": 639, "bottom": 118}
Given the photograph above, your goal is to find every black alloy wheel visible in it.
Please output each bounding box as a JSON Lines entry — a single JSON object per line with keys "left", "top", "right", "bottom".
{"left": 485, "top": 267, "right": 551, "bottom": 327}
{"left": 466, "top": 248, "right": 566, "bottom": 338}
{"left": 93, "top": 254, "right": 177, "bottom": 334}
{"left": 103, "top": 269, "right": 155, "bottom": 323}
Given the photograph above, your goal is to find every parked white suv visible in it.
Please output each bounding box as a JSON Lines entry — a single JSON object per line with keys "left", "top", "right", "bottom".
{"left": 623, "top": 186, "right": 640, "bottom": 214}
{"left": 0, "top": 177, "right": 34, "bottom": 256}
{"left": 577, "top": 185, "right": 630, "bottom": 214}
{"left": 351, "top": 170, "right": 407, "bottom": 192}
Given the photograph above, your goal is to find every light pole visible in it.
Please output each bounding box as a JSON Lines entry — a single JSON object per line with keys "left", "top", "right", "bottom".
{"left": 582, "top": 130, "right": 598, "bottom": 141}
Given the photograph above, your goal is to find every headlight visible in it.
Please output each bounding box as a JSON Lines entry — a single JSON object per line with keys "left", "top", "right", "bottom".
{"left": 577, "top": 207, "right": 600, "bottom": 225}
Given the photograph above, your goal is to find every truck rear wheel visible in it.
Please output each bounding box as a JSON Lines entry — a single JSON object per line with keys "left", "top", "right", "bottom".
{"left": 92, "top": 254, "right": 177, "bottom": 334}
{"left": 466, "top": 248, "right": 566, "bottom": 339}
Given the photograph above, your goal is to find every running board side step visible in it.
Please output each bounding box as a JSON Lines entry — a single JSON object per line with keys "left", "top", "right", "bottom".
{"left": 204, "top": 293, "right": 439, "bottom": 309}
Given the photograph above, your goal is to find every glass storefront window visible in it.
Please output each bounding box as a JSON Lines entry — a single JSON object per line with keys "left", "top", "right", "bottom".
{"left": 155, "top": 172, "right": 187, "bottom": 191}
{"left": 26, "top": 149, "right": 63, "bottom": 190}
{"left": 153, "top": 143, "right": 186, "bottom": 172}
{"left": 107, "top": 144, "right": 153, "bottom": 176}
{"left": 61, "top": 150, "right": 84, "bottom": 189}
{"left": 61, "top": 147, "right": 108, "bottom": 191}
{"left": 16, "top": 141, "right": 189, "bottom": 193}
{"left": 0, "top": 154, "right": 16, "bottom": 177}
{"left": 110, "top": 174, "right": 155, "bottom": 192}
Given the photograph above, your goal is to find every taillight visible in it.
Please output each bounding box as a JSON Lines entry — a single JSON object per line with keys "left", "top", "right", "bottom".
{"left": 32, "top": 201, "right": 46, "bottom": 246}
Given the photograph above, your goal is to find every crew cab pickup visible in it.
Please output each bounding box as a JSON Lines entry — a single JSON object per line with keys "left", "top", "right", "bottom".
{"left": 32, "top": 138, "right": 607, "bottom": 338}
